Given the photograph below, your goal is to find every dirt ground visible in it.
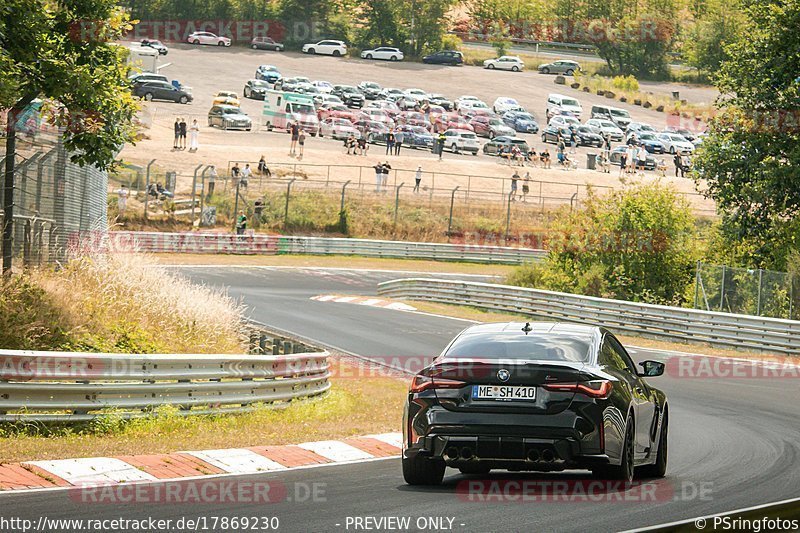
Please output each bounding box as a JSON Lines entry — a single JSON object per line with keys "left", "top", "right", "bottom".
{"left": 119, "top": 44, "right": 715, "bottom": 214}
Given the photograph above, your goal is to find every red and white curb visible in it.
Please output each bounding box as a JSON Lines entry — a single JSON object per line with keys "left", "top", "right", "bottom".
{"left": 0, "top": 432, "right": 402, "bottom": 492}
{"left": 311, "top": 294, "right": 417, "bottom": 311}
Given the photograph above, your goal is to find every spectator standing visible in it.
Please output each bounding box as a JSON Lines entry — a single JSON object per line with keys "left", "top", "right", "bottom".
{"left": 673, "top": 153, "right": 683, "bottom": 177}
{"left": 345, "top": 133, "right": 356, "bottom": 155}
{"left": 618, "top": 149, "right": 628, "bottom": 177}
{"left": 681, "top": 154, "right": 691, "bottom": 175}
{"left": 603, "top": 134, "right": 612, "bottom": 161}
{"left": 636, "top": 145, "right": 648, "bottom": 174}
{"left": 179, "top": 118, "right": 187, "bottom": 149}
{"left": 557, "top": 136, "right": 566, "bottom": 159}
{"left": 240, "top": 163, "right": 252, "bottom": 189}
{"left": 235, "top": 210, "right": 247, "bottom": 235}
{"left": 357, "top": 136, "right": 368, "bottom": 156}
{"left": 626, "top": 144, "right": 638, "bottom": 174}
{"left": 373, "top": 161, "right": 383, "bottom": 192}
{"left": 231, "top": 163, "right": 241, "bottom": 190}
{"left": 394, "top": 129, "right": 404, "bottom": 155}
{"left": 298, "top": 129, "right": 306, "bottom": 159}
{"left": 386, "top": 129, "right": 395, "bottom": 155}
{"left": 381, "top": 161, "right": 391, "bottom": 190}
{"left": 569, "top": 130, "right": 578, "bottom": 154}
{"left": 289, "top": 123, "right": 299, "bottom": 155}
{"left": 116, "top": 185, "right": 129, "bottom": 214}
{"left": 437, "top": 131, "right": 446, "bottom": 160}
{"left": 510, "top": 171, "right": 520, "bottom": 201}
{"left": 521, "top": 172, "right": 531, "bottom": 202}
{"left": 413, "top": 166, "right": 423, "bottom": 193}
{"left": 188, "top": 119, "right": 199, "bottom": 152}
{"left": 173, "top": 118, "right": 180, "bottom": 149}
{"left": 207, "top": 165, "right": 217, "bottom": 198}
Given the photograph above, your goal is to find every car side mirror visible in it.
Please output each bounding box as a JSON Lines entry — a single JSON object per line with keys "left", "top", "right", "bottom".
{"left": 638, "top": 360, "right": 664, "bottom": 377}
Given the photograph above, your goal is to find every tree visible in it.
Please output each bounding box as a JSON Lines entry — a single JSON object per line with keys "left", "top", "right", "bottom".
{"left": 681, "top": 0, "right": 743, "bottom": 73}
{"left": 1, "top": 0, "right": 139, "bottom": 272}
{"left": 355, "top": 0, "right": 404, "bottom": 49}
{"left": 692, "top": 0, "right": 800, "bottom": 270}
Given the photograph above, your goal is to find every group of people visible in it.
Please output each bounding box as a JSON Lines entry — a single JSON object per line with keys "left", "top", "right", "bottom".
{"left": 373, "top": 161, "right": 392, "bottom": 192}
{"left": 344, "top": 134, "right": 369, "bottom": 155}
{"left": 173, "top": 118, "right": 199, "bottom": 152}
{"left": 288, "top": 123, "right": 307, "bottom": 159}
{"left": 509, "top": 171, "right": 534, "bottom": 202}
{"left": 384, "top": 129, "right": 406, "bottom": 155}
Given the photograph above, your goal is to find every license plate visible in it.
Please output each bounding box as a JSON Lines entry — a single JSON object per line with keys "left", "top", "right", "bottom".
{"left": 472, "top": 385, "right": 536, "bottom": 401}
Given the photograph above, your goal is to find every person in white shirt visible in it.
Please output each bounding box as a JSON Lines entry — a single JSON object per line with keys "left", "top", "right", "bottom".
{"left": 116, "top": 185, "right": 129, "bottom": 214}
{"left": 626, "top": 144, "right": 638, "bottom": 174}
{"left": 240, "top": 163, "right": 252, "bottom": 189}
{"left": 189, "top": 119, "right": 199, "bottom": 152}
{"left": 413, "top": 166, "right": 423, "bottom": 193}
{"left": 637, "top": 146, "right": 648, "bottom": 173}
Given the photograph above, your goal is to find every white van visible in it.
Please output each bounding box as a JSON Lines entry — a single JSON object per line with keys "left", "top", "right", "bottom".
{"left": 263, "top": 90, "right": 319, "bottom": 135}
{"left": 591, "top": 104, "right": 632, "bottom": 128}
{"left": 546, "top": 93, "right": 583, "bottom": 120}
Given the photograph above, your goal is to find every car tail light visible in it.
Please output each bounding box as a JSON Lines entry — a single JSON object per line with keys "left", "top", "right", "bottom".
{"left": 409, "top": 374, "right": 465, "bottom": 393}
{"left": 544, "top": 380, "right": 613, "bottom": 399}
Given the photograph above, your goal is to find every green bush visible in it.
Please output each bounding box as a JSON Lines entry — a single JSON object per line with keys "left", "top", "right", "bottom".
{"left": 491, "top": 38, "right": 512, "bottom": 57}
{"left": 611, "top": 75, "right": 640, "bottom": 92}
{"left": 440, "top": 34, "right": 463, "bottom": 51}
{"left": 506, "top": 182, "right": 699, "bottom": 305}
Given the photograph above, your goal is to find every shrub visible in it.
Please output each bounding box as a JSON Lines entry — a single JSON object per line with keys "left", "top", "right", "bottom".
{"left": 490, "top": 38, "right": 512, "bottom": 57}
{"left": 440, "top": 34, "right": 463, "bottom": 51}
{"left": 611, "top": 75, "right": 640, "bottom": 92}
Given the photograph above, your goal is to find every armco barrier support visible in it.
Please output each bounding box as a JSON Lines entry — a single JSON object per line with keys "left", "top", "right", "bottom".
{"left": 377, "top": 278, "right": 800, "bottom": 355}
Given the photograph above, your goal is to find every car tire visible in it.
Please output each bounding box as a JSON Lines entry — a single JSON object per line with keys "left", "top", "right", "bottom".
{"left": 595, "top": 417, "right": 635, "bottom": 482}
{"left": 640, "top": 410, "right": 668, "bottom": 478}
{"left": 451, "top": 143, "right": 459, "bottom": 154}
{"left": 244, "top": 88, "right": 251, "bottom": 98}
{"left": 542, "top": 67, "right": 550, "bottom": 74}
{"left": 144, "top": 92, "right": 153, "bottom": 101}
{"left": 669, "top": 146, "right": 676, "bottom": 154}
{"left": 487, "top": 63, "right": 495, "bottom": 69}
{"left": 193, "top": 39, "right": 200, "bottom": 45}
{"left": 332, "top": 50, "right": 341, "bottom": 57}
{"left": 458, "top": 464, "right": 491, "bottom": 475}
{"left": 217, "top": 41, "right": 225, "bottom": 46}
{"left": 390, "top": 56, "right": 398, "bottom": 61}
{"left": 566, "top": 69, "right": 574, "bottom": 76}
{"left": 366, "top": 54, "right": 373, "bottom": 59}
{"left": 402, "top": 454, "right": 445, "bottom": 486}
{"left": 512, "top": 65, "right": 520, "bottom": 72}
{"left": 308, "top": 48, "right": 316, "bottom": 54}
{"left": 542, "top": 134, "right": 547, "bottom": 143}
{"left": 179, "top": 95, "right": 188, "bottom": 104}
{"left": 222, "top": 121, "right": 228, "bottom": 131}
{"left": 265, "top": 122, "right": 273, "bottom": 131}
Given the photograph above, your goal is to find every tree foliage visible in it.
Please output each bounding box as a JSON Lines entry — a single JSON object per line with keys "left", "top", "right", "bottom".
{"left": 508, "top": 182, "right": 699, "bottom": 305}
{"left": 692, "top": 0, "right": 800, "bottom": 270}
{"left": 1, "top": 0, "right": 138, "bottom": 169}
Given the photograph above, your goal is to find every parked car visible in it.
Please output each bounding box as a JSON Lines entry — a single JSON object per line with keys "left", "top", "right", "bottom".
{"left": 537, "top": 59, "right": 580, "bottom": 75}
{"left": 455, "top": 95, "right": 484, "bottom": 109}
{"left": 591, "top": 105, "right": 632, "bottom": 129}
{"left": 395, "top": 95, "right": 423, "bottom": 111}
{"left": 355, "top": 120, "right": 390, "bottom": 143}
{"left": 422, "top": 50, "right": 463, "bottom": 66}
{"left": 609, "top": 145, "right": 657, "bottom": 169}
{"left": 302, "top": 40, "right": 347, "bottom": 56}
{"left": 212, "top": 91, "right": 240, "bottom": 107}
{"left": 442, "top": 129, "right": 479, "bottom": 154}
{"left": 357, "top": 81, "right": 383, "bottom": 100}
{"left": 317, "top": 103, "right": 358, "bottom": 122}
{"left": 493, "top": 97, "right": 522, "bottom": 115}
{"left": 396, "top": 125, "right": 434, "bottom": 149}
{"left": 332, "top": 85, "right": 365, "bottom": 108}
{"left": 664, "top": 127, "right": 698, "bottom": 142}
{"left": 542, "top": 125, "right": 602, "bottom": 147}
{"left": 633, "top": 132, "right": 667, "bottom": 153}
{"left": 548, "top": 114, "right": 581, "bottom": 130}
{"left": 275, "top": 76, "right": 311, "bottom": 92}
{"left": 482, "top": 136, "right": 530, "bottom": 156}
{"left": 357, "top": 108, "right": 394, "bottom": 128}
{"left": 140, "top": 39, "right": 168, "bottom": 55}
{"left": 187, "top": 32, "right": 230, "bottom": 46}
{"left": 243, "top": 79, "right": 271, "bottom": 100}
{"left": 626, "top": 122, "right": 658, "bottom": 136}
{"left": 397, "top": 111, "right": 430, "bottom": 129}
{"left": 360, "top": 47, "right": 404, "bottom": 61}
{"left": 656, "top": 133, "right": 695, "bottom": 154}
{"left": 427, "top": 94, "right": 454, "bottom": 111}
{"left": 312, "top": 80, "right": 335, "bottom": 94}
{"left": 319, "top": 117, "right": 361, "bottom": 140}
{"left": 546, "top": 93, "right": 583, "bottom": 120}
{"left": 405, "top": 88, "right": 429, "bottom": 100}
{"left": 129, "top": 73, "right": 168, "bottom": 87}
{"left": 133, "top": 81, "right": 192, "bottom": 103}
{"left": 250, "top": 36, "right": 284, "bottom": 51}
{"left": 502, "top": 110, "right": 539, "bottom": 133}
{"left": 445, "top": 116, "right": 475, "bottom": 132}
{"left": 470, "top": 115, "right": 516, "bottom": 138}
{"left": 317, "top": 94, "right": 343, "bottom": 106}
{"left": 483, "top": 55, "right": 525, "bottom": 71}
{"left": 585, "top": 118, "right": 624, "bottom": 141}
{"left": 255, "top": 65, "right": 281, "bottom": 84}
{"left": 207, "top": 105, "right": 252, "bottom": 130}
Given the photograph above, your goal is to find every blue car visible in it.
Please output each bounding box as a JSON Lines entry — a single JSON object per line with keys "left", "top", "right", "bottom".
{"left": 502, "top": 110, "right": 539, "bottom": 133}
{"left": 397, "top": 125, "right": 434, "bottom": 149}
{"left": 255, "top": 65, "right": 282, "bottom": 84}
{"left": 631, "top": 132, "right": 667, "bottom": 154}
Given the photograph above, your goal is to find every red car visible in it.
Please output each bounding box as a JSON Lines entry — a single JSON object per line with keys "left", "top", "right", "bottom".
{"left": 445, "top": 116, "right": 475, "bottom": 132}
{"left": 318, "top": 104, "right": 358, "bottom": 123}
{"left": 398, "top": 111, "right": 430, "bottom": 130}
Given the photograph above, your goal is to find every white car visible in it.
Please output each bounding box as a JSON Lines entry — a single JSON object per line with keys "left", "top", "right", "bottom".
{"left": 404, "top": 88, "right": 428, "bottom": 99}
{"left": 442, "top": 129, "right": 480, "bottom": 154}
{"left": 456, "top": 95, "right": 484, "bottom": 109}
{"left": 493, "top": 97, "right": 523, "bottom": 114}
{"left": 319, "top": 118, "right": 361, "bottom": 140}
{"left": 379, "top": 87, "right": 405, "bottom": 99}
{"left": 365, "top": 100, "right": 401, "bottom": 117}
{"left": 187, "top": 32, "right": 231, "bottom": 46}
{"left": 656, "top": 133, "right": 695, "bottom": 154}
{"left": 549, "top": 115, "right": 581, "bottom": 130}
{"left": 483, "top": 56, "right": 525, "bottom": 71}
{"left": 302, "top": 40, "right": 347, "bottom": 56}
{"left": 458, "top": 101, "right": 491, "bottom": 115}
{"left": 312, "top": 80, "right": 334, "bottom": 93}
{"left": 358, "top": 108, "right": 394, "bottom": 127}
{"left": 361, "top": 47, "right": 404, "bottom": 61}
{"left": 585, "top": 118, "right": 624, "bottom": 141}
{"left": 318, "top": 94, "right": 343, "bottom": 106}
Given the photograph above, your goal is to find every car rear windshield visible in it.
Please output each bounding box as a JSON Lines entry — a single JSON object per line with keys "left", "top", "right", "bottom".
{"left": 610, "top": 109, "right": 630, "bottom": 117}
{"left": 444, "top": 333, "right": 592, "bottom": 362}
{"left": 562, "top": 98, "right": 580, "bottom": 106}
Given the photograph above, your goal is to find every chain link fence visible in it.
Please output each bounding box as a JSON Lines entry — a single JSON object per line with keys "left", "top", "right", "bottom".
{"left": 693, "top": 262, "right": 797, "bottom": 320}
{"left": 0, "top": 122, "right": 108, "bottom": 266}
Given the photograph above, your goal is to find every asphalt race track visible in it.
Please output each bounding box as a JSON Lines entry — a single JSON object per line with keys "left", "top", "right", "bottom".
{"left": 3, "top": 266, "right": 799, "bottom": 532}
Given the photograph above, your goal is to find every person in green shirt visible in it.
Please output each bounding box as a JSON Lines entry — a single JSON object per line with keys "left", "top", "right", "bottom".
{"left": 236, "top": 210, "right": 247, "bottom": 235}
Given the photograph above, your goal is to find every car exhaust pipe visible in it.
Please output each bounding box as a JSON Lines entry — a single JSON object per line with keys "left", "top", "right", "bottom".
{"left": 460, "top": 447, "right": 474, "bottom": 460}
{"left": 444, "top": 447, "right": 460, "bottom": 460}
{"left": 526, "top": 449, "right": 540, "bottom": 462}
{"left": 541, "top": 449, "right": 555, "bottom": 462}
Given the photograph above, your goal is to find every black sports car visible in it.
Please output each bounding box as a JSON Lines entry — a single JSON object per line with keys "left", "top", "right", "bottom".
{"left": 402, "top": 322, "right": 668, "bottom": 485}
{"left": 542, "top": 125, "right": 603, "bottom": 147}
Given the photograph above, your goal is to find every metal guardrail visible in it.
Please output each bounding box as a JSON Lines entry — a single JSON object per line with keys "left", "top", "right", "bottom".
{"left": 0, "top": 333, "right": 330, "bottom": 422}
{"left": 377, "top": 278, "right": 800, "bottom": 355}
{"left": 109, "top": 232, "right": 547, "bottom": 265}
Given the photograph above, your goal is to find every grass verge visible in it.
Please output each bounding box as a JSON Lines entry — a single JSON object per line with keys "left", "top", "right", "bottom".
{"left": 0, "top": 359, "right": 406, "bottom": 463}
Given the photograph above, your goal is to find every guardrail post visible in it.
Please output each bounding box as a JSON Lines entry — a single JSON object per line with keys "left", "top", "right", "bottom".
{"left": 249, "top": 331, "right": 259, "bottom": 354}
{"left": 283, "top": 340, "right": 292, "bottom": 354}
{"left": 284, "top": 178, "right": 296, "bottom": 230}
{"left": 505, "top": 192, "right": 513, "bottom": 244}
{"left": 259, "top": 334, "right": 269, "bottom": 354}
{"left": 756, "top": 269, "right": 764, "bottom": 316}
{"left": 447, "top": 186, "right": 460, "bottom": 243}
{"left": 272, "top": 339, "right": 280, "bottom": 355}
{"left": 719, "top": 266, "right": 727, "bottom": 311}
{"left": 340, "top": 180, "right": 351, "bottom": 213}
{"left": 394, "top": 182, "right": 404, "bottom": 228}
{"left": 22, "top": 219, "right": 31, "bottom": 268}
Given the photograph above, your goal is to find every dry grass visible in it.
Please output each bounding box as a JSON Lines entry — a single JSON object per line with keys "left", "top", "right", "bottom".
{"left": 0, "top": 360, "right": 407, "bottom": 463}
{"left": 152, "top": 253, "right": 516, "bottom": 276}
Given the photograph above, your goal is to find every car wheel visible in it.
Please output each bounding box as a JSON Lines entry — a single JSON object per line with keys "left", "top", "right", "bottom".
{"left": 144, "top": 92, "right": 153, "bottom": 101}
{"left": 179, "top": 95, "right": 188, "bottom": 104}
{"left": 222, "top": 121, "right": 228, "bottom": 131}
{"left": 332, "top": 50, "right": 341, "bottom": 57}
{"left": 366, "top": 53, "right": 373, "bottom": 59}
{"left": 193, "top": 39, "right": 200, "bottom": 45}
{"left": 244, "top": 88, "right": 251, "bottom": 98}
{"left": 487, "top": 63, "right": 495, "bottom": 69}
{"left": 308, "top": 48, "right": 316, "bottom": 54}
{"left": 566, "top": 69, "right": 574, "bottom": 76}
{"left": 451, "top": 143, "right": 459, "bottom": 154}
{"left": 402, "top": 454, "right": 445, "bottom": 486}
{"left": 367, "top": 133, "right": 375, "bottom": 143}
{"left": 640, "top": 411, "right": 668, "bottom": 478}
{"left": 669, "top": 146, "right": 676, "bottom": 154}
{"left": 489, "top": 131, "right": 495, "bottom": 139}
{"left": 265, "top": 121, "right": 273, "bottom": 131}
{"left": 542, "top": 134, "right": 547, "bottom": 143}
{"left": 390, "top": 55, "right": 398, "bottom": 61}
{"left": 252, "top": 44, "right": 258, "bottom": 49}
{"left": 458, "top": 464, "right": 491, "bottom": 475}
{"left": 511, "top": 65, "right": 520, "bottom": 72}
{"left": 217, "top": 41, "right": 225, "bottom": 46}
{"left": 596, "top": 417, "right": 635, "bottom": 482}
{"left": 542, "top": 67, "right": 550, "bottom": 74}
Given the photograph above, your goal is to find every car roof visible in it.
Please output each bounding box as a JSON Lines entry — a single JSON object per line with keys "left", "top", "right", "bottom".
{"left": 459, "top": 321, "right": 602, "bottom": 339}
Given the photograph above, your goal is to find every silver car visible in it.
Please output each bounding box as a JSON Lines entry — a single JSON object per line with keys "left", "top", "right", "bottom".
{"left": 187, "top": 31, "right": 231, "bottom": 46}
{"left": 538, "top": 60, "right": 580, "bottom": 75}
